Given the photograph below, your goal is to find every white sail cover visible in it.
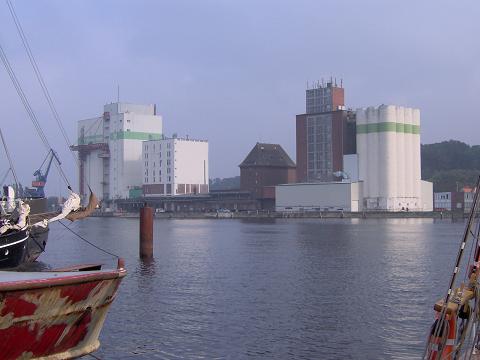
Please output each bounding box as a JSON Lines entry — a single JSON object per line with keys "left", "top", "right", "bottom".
{"left": 0, "top": 200, "right": 30, "bottom": 234}
{"left": 46, "top": 190, "right": 81, "bottom": 224}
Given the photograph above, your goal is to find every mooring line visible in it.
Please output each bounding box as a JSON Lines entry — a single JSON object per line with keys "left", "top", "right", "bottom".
{"left": 58, "top": 220, "right": 119, "bottom": 259}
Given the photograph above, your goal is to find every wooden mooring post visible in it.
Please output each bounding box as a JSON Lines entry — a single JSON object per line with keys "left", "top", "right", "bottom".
{"left": 139, "top": 205, "right": 153, "bottom": 259}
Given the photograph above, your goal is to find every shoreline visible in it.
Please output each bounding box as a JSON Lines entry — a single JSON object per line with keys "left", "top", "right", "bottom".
{"left": 92, "top": 210, "right": 467, "bottom": 220}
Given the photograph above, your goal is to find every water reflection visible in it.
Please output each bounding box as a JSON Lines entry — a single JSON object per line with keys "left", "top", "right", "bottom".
{"left": 239, "top": 217, "right": 277, "bottom": 225}
{"left": 34, "top": 217, "right": 466, "bottom": 359}
{"left": 137, "top": 257, "right": 156, "bottom": 277}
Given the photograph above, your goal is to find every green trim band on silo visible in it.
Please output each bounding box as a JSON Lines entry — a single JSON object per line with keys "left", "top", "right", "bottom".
{"left": 356, "top": 122, "right": 420, "bottom": 134}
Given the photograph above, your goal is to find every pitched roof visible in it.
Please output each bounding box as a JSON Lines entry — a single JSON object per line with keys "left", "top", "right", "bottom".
{"left": 239, "top": 143, "right": 296, "bottom": 168}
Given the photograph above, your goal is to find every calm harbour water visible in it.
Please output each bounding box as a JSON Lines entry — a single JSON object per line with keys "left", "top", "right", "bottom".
{"left": 37, "top": 217, "right": 466, "bottom": 359}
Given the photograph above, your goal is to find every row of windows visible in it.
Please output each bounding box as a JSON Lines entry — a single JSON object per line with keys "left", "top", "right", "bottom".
{"left": 143, "top": 151, "right": 171, "bottom": 160}
{"left": 144, "top": 176, "right": 172, "bottom": 183}
{"left": 144, "top": 168, "right": 171, "bottom": 176}
{"left": 144, "top": 143, "right": 172, "bottom": 151}
{"left": 144, "top": 159, "right": 171, "bottom": 167}
{"left": 308, "top": 160, "right": 332, "bottom": 167}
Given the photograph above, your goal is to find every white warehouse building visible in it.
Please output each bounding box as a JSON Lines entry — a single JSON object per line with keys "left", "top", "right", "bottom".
{"left": 142, "top": 137, "right": 209, "bottom": 196}
{"left": 74, "top": 102, "right": 163, "bottom": 202}
{"left": 276, "top": 182, "right": 363, "bottom": 212}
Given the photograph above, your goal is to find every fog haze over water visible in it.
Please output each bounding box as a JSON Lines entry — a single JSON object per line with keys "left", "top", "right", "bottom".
{"left": 1, "top": 0, "right": 479, "bottom": 194}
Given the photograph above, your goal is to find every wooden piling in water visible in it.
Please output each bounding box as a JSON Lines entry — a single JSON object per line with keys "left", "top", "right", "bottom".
{"left": 140, "top": 206, "right": 153, "bottom": 259}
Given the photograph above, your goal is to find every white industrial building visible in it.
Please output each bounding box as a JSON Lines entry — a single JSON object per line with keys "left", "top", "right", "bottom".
{"left": 356, "top": 105, "right": 428, "bottom": 211}
{"left": 276, "top": 182, "right": 363, "bottom": 212}
{"left": 74, "top": 102, "right": 163, "bottom": 202}
{"left": 277, "top": 104, "right": 433, "bottom": 212}
{"left": 142, "top": 137, "right": 209, "bottom": 196}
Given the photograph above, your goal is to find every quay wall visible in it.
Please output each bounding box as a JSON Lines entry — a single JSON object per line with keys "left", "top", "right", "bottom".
{"left": 92, "top": 210, "right": 467, "bottom": 220}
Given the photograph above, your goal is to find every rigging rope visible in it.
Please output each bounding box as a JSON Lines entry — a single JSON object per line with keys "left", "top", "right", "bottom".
{"left": 0, "top": 127, "right": 19, "bottom": 188}
{"left": 424, "top": 176, "right": 480, "bottom": 359}
{"left": 0, "top": 42, "right": 71, "bottom": 188}
{"left": 0, "top": 168, "right": 11, "bottom": 187}
{"left": 87, "top": 353, "right": 102, "bottom": 360}
{"left": 6, "top": 0, "right": 99, "bottom": 194}
{"left": 58, "top": 220, "right": 119, "bottom": 259}
{"left": 6, "top": 0, "right": 79, "bottom": 166}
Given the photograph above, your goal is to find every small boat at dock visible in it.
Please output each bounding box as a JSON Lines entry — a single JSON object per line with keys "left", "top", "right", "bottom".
{"left": 0, "top": 259, "right": 126, "bottom": 359}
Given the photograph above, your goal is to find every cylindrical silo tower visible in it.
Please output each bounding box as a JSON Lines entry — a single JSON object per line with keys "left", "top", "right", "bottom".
{"left": 356, "top": 108, "right": 369, "bottom": 199}
{"left": 378, "top": 105, "right": 397, "bottom": 210}
{"left": 366, "top": 106, "right": 379, "bottom": 204}
{"left": 396, "top": 106, "right": 405, "bottom": 209}
{"left": 412, "top": 108, "right": 421, "bottom": 208}
{"left": 404, "top": 107, "right": 413, "bottom": 203}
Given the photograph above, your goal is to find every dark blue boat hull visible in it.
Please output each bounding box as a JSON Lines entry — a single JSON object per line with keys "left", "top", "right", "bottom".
{"left": 0, "top": 228, "right": 29, "bottom": 269}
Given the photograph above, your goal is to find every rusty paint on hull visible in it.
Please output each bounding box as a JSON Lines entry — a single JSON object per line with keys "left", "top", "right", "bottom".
{"left": 0, "top": 264, "right": 126, "bottom": 359}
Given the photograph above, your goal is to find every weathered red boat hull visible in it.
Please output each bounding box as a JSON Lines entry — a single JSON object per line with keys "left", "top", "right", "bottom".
{"left": 0, "top": 262, "right": 126, "bottom": 359}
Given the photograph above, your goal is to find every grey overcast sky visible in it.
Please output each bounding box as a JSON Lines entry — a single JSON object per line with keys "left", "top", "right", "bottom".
{"left": 1, "top": 0, "right": 479, "bottom": 196}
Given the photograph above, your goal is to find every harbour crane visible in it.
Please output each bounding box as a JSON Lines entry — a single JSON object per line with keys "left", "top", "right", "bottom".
{"left": 24, "top": 149, "right": 61, "bottom": 198}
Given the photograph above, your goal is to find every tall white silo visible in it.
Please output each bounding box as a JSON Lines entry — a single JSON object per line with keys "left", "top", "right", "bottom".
{"left": 396, "top": 106, "right": 405, "bottom": 208}
{"left": 378, "top": 105, "right": 397, "bottom": 209}
{"left": 412, "top": 108, "right": 421, "bottom": 206}
{"left": 404, "top": 107, "right": 413, "bottom": 202}
{"left": 366, "top": 106, "right": 379, "bottom": 201}
{"left": 356, "top": 108, "right": 369, "bottom": 198}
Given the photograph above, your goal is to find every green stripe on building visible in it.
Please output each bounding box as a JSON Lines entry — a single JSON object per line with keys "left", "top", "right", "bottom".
{"left": 78, "top": 135, "right": 104, "bottom": 145}
{"left": 78, "top": 131, "right": 163, "bottom": 144}
{"left": 356, "top": 122, "right": 420, "bottom": 134}
{"left": 110, "top": 131, "right": 163, "bottom": 141}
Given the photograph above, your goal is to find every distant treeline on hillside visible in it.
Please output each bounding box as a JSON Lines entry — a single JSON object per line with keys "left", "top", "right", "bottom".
{"left": 209, "top": 176, "right": 240, "bottom": 191}
{"left": 209, "top": 140, "right": 480, "bottom": 193}
{"left": 421, "top": 140, "right": 480, "bottom": 192}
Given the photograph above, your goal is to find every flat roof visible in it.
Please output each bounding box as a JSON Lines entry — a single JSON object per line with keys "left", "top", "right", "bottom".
{"left": 276, "top": 181, "right": 363, "bottom": 186}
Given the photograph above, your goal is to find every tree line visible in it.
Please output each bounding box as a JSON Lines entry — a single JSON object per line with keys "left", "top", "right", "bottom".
{"left": 209, "top": 140, "right": 480, "bottom": 193}
{"left": 421, "top": 140, "right": 480, "bottom": 192}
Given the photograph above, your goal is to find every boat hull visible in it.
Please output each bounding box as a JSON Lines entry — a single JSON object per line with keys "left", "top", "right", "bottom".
{"left": 0, "top": 204, "right": 54, "bottom": 269}
{"left": 0, "top": 228, "right": 29, "bottom": 268}
{"left": 0, "top": 265, "right": 126, "bottom": 359}
{"left": 0, "top": 225, "right": 49, "bottom": 269}
{"left": 25, "top": 225, "right": 49, "bottom": 263}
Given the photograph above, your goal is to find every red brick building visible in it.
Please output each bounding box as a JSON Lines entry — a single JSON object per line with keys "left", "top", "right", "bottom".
{"left": 239, "top": 143, "right": 296, "bottom": 203}
{"left": 296, "top": 81, "right": 356, "bottom": 183}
